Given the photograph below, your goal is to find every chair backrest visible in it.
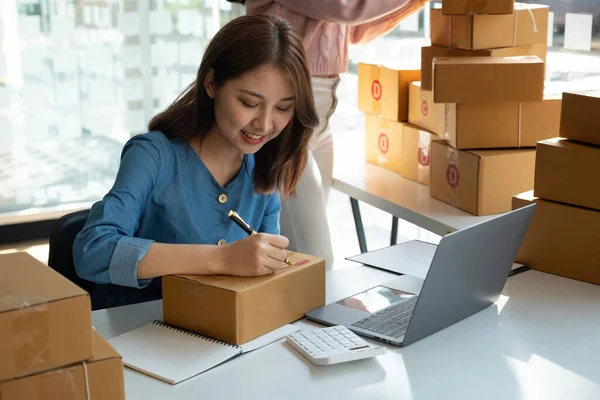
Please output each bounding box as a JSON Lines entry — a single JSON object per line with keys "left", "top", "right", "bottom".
{"left": 48, "top": 209, "right": 94, "bottom": 293}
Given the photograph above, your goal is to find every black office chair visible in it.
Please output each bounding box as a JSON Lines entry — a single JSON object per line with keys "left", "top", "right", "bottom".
{"left": 48, "top": 209, "right": 95, "bottom": 294}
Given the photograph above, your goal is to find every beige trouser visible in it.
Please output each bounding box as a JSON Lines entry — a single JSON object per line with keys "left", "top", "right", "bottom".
{"left": 279, "top": 76, "right": 339, "bottom": 269}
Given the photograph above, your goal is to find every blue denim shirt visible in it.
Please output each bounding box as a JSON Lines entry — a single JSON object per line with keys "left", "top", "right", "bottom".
{"left": 73, "top": 131, "right": 281, "bottom": 290}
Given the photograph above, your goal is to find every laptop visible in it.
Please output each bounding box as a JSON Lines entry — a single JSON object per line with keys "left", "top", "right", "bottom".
{"left": 305, "top": 204, "right": 536, "bottom": 347}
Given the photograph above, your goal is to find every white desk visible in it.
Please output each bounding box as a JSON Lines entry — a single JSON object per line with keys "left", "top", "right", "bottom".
{"left": 93, "top": 264, "right": 600, "bottom": 400}
{"left": 331, "top": 131, "right": 496, "bottom": 251}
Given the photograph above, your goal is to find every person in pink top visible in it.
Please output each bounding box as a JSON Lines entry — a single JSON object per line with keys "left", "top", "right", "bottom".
{"left": 228, "top": 0, "right": 428, "bottom": 268}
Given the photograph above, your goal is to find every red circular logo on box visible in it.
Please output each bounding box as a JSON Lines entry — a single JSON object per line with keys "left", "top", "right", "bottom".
{"left": 447, "top": 163, "right": 460, "bottom": 188}
{"left": 421, "top": 100, "right": 428, "bottom": 116}
{"left": 378, "top": 133, "right": 389, "bottom": 154}
{"left": 418, "top": 147, "right": 430, "bottom": 166}
{"left": 371, "top": 80, "right": 382, "bottom": 101}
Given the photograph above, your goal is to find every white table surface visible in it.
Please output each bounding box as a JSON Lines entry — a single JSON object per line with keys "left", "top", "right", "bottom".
{"left": 92, "top": 263, "right": 600, "bottom": 400}
{"left": 331, "top": 130, "right": 496, "bottom": 235}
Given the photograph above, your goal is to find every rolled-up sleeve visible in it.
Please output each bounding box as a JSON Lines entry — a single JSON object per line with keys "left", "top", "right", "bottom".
{"left": 73, "top": 135, "right": 161, "bottom": 288}
{"left": 258, "top": 193, "right": 281, "bottom": 234}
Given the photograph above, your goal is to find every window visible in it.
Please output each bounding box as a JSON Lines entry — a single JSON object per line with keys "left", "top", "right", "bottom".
{"left": 0, "top": 0, "right": 243, "bottom": 220}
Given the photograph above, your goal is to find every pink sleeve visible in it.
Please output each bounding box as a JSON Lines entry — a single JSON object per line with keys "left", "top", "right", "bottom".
{"left": 273, "top": 0, "right": 415, "bottom": 24}
{"left": 349, "top": 0, "right": 427, "bottom": 44}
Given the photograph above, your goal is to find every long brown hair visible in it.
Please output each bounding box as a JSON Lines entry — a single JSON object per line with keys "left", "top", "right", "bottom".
{"left": 148, "top": 14, "right": 318, "bottom": 196}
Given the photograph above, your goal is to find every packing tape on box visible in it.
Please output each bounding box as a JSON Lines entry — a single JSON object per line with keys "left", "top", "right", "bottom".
{"left": 82, "top": 361, "right": 91, "bottom": 400}
{"left": 0, "top": 293, "right": 51, "bottom": 375}
{"left": 513, "top": 3, "right": 538, "bottom": 46}
{"left": 417, "top": 131, "right": 431, "bottom": 183}
{"left": 443, "top": 103, "right": 453, "bottom": 144}
{"left": 369, "top": 65, "right": 383, "bottom": 115}
{"left": 518, "top": 102, "right": 522, "bottom": 147}
{"left": 445, "top": 145, "right": 460, "bottom": 207}
{"left": 446, "top": 3, "right": 538, "bottom": 47}
{"left": 459, "top": 0, "right": 489, "bottom": 15}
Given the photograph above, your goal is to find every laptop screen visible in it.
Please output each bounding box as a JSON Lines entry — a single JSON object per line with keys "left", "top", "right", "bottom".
{"left": 337, "top": 286, "right": 416, "bottom": 313}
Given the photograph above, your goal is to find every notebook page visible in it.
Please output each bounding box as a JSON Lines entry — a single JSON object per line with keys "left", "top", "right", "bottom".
{"left": 108, "top": 321, "right": 240, "bottom": 384}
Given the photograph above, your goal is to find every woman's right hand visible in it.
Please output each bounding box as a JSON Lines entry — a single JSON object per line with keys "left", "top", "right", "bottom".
{"left": 217, "top": 233, "right": 290, "bottom": 276}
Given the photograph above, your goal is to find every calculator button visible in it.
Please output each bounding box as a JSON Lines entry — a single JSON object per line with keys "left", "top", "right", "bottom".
{"left": 286, "top": 326, "right": 386, "bottom": 365}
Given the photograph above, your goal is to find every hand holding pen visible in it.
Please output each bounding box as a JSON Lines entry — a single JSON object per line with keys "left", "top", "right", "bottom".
{"left": 228, "top": 210, "right": 293, "bottom": 269}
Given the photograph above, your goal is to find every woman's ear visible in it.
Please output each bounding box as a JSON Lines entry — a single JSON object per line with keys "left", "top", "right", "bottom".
{"left": 204, "top": 69, "right": 215, "bottom": 99}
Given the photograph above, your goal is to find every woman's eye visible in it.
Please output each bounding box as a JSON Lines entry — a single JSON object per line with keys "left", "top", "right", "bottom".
{"left": 277, "top": 106, "right": 292, "bottom": 112}
{"left": 241, "top": 100, "right": 258, "bottom": 108}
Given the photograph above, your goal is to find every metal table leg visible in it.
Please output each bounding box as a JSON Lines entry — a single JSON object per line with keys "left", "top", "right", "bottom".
{"left": 391, "top": 216, "right": 399, "bottom": 246}
{"left": 349, "top": 198, "right": 368, "bottom": 253}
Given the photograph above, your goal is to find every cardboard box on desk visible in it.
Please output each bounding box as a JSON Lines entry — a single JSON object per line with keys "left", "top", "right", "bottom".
{"left": 430, "top": 4, "right": 549, "bottom": 50}
{"left": 0, "top": 331, "right": 124, "bottom": 400}
{"left": 0, "top": 252, "right": 94, "bottom": 382}
{"left": 559, "top": 91, "right": 600, "bottom": 146}
{"left": 430, "top": 140, "right": 536, "bottom": 215}
{"left": 400, "top": 124, "right": 437, "bottom": 186}
{"left": 442, "top": 0, "right": 514, "bottom": 15}
{"left": 364, "top": 115, "right": 437, "bottom": 185}
{"left": 433, "top": 56, "right": 545, "bottom": 103}
{"left": 365, "top": 114, "right": 404, "bottom": 175}
{"left": 409, "top": 82, "right": 561, "bottom": 149}
{"left": 513, "top": 191, "right": 600, "bottom": 285}
{"left": 420, "top": 44, "right": 547, "bottom": 91}
{"left": 534, "top": 138, "right": 600, "bottom": 211}
{"left": 357, "top": 62, "right": 420, "bottom": 122}
{"left": 162, "top": 252, "right": 325, "bottom": 346}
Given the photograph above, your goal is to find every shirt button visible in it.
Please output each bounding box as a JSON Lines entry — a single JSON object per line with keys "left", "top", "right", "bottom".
{"left": 217, "top": 239, "right": 226, "bottom": 246}
{"left": 218, "top": 194, "right": 228, "bottom": 204}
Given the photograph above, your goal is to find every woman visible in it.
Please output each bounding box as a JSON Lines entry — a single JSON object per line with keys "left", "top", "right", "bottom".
{"left": 241, "top": 0, "right": 429, "bottom": 267}
{"left": 73, "top": 15, "right": 319, "bottom": 310}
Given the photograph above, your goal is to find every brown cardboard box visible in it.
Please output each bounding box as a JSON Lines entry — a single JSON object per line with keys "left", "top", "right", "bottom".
{"left": 420, "top": 44, "right": 547, "bottom": 91}
{"left": 365, "top": 116, "right": 436, "bottom": 184}
{"left": 408, "top": 81, "right": 445, "bottom": 135}
{"left": 365, "top": 114, "right": 404, "bottom": 174}
{"left": 433, "top": 56, "right": 545, "bottom": 103}
{"left": 357, "top": 62, "right": 420, "bottom": 122}
{"left": 0, "top": 252, "right": 93, "bottom": 382}
{"left": 559, "top": 91, "right": 600, "bottom": 146}
{"left": 0, "top": 331, "right": 125, "bottom": 400}
{"left": 442, "top": 0, "right": 514, "bottom": 15}
{"left": 430, "top": 140, "right": 536, "bottom": 215}
{"left": 162, "top": 252, "right": 325, "bottom": 345}
{"left": 409, "top": 82, "right": 561, "bottom": 149}
{"left": 431, "top": 4, "right": 549, "bottom": 50}
{"left": 513, "top": 191, "right": 600, "bottom": 285}
{"left": 534, "top": 138, "right": 600, "bottom": 211}
{"left": 399, "top": 124, "right": 437, "bottom": 186}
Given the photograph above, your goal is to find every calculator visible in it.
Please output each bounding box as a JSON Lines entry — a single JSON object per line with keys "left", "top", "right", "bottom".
{"left": 286, "top": 326, "right": 386, "bottom": 365}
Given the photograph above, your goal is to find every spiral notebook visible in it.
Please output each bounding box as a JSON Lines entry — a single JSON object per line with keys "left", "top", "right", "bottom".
{"left": 108, "top": 320, "right": 300, "bottom": 384}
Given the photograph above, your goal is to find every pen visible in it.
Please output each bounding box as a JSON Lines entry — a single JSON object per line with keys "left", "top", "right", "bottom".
{"left": 227, "top": 210, "right": 293, "bottom": 267}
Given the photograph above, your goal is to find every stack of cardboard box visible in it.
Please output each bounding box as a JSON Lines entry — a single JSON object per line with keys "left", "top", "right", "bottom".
{"left": 512, "top": 91, "right": 600, "bottom": 285}
{"left": 411, "top": 1, "right": 561, "bottom": 215}
{"left": 0, "top": 252, "right": 125, "bottom": 399}
{"left": 358, "top": 63, "right": 439, "bottom": 186}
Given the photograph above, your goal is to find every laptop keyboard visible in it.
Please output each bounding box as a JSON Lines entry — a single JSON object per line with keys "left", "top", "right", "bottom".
{"left": 350, "top": 296, "right": 418, "bottom": 339}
